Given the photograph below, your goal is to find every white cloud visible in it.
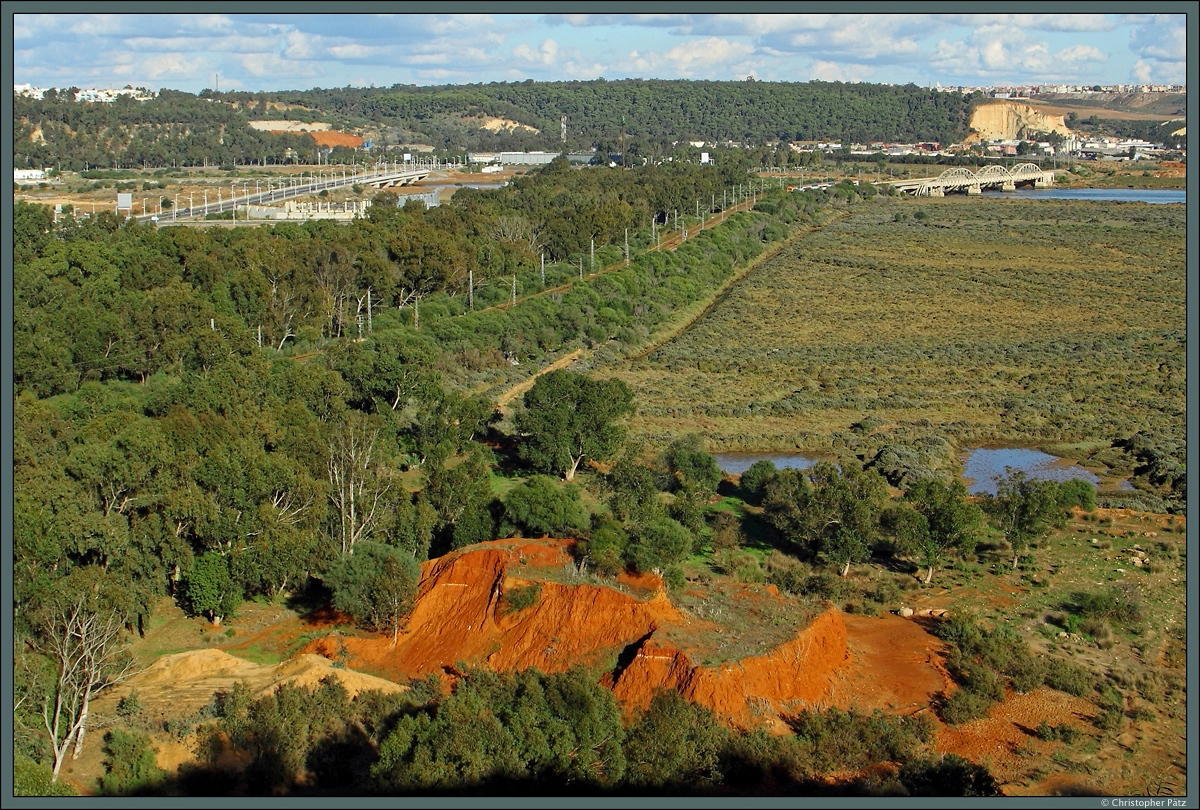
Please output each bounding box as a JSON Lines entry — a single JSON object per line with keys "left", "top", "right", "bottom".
{"left": 283, "top": 30, "right": 319, "bottom": 60}
{"left": 1130, "top": 59, "right": 1153, "bottom": 83}
{"left": 758, "top": 15, "right": 924, "bottom": 64}
{"left": 663, "top": 37, "right": 753, "bottom": 75}
{"left": 327, "top": 43, "right": 380, "bottom": 60}
{"left": 144, "top": 53, "right": 212, "bottom": 80}
{"left": 809, "top": 60, "right": 874, "bottom": 83}
{"left": 514, "top": 38, "right": 560, "bottom": 66}
{"left": 1129, "top": 16, "right": 1186, "bottom": 62}
{"left": 239, "top": 52, "right": 316, "bottom": 80}
{"left": 1056, "top": 44, "right": 1106, "bottom": 64}
{"left": 623, "top": 37, "right": 754, "bottom": 79}
{"left": 935, "top": 14, "right": 1118, "bottom": 33}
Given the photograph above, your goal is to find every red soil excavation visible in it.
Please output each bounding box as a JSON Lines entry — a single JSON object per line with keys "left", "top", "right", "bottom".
{"left": 303, "top": 538, "right": 953, "bottom": 731}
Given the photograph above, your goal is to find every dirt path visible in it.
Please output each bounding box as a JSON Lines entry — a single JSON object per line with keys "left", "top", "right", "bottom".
{"left": 495, "top": 347, "right": 587, "bottom": 410}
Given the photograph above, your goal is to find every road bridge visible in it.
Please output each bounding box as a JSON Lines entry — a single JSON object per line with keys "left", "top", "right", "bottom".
{"left": 888, "top": 164, "right": 1056, "bottom": 196}
{"left": 137, "top": 164, "right": 433, "bottom": 225}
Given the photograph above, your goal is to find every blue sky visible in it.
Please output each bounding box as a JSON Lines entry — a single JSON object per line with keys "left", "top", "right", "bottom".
{"left": 11, "top": 10, "right": 1189, "bottom": 94}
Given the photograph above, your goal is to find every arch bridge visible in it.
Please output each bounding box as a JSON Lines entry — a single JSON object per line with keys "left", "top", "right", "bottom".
{"left": 889, "top": 163, "right": 1056, "bottom": 196}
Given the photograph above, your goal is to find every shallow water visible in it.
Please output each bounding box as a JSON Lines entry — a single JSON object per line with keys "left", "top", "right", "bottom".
{"left": 980, "top": 188, "right": 1184, "bottom": 204}
{"left": 714, "top": 453, "right": 821, "bottom": 475}
{"left": 961, "top": 447, "right": 1100, "bottom": 495}
{"left": 715, "top": 447, "right": 1127, "bottom": 495}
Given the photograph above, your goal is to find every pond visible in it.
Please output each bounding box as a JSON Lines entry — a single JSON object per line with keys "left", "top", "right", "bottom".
{"left": 961, "top": 447, "right": 1102, "bottom": 496}
{"left": 715, "top": 447, "right": 1130, "bottom": 495}
{"left": 714, "top": 452, "right": 822, "bottom": 475}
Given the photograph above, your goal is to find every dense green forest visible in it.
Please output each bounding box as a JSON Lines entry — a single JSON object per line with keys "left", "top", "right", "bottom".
{"left": 16, "top": 80, "right": 981, "bottom": 170}
{"left": 227, "top": 79, "right": 980, "bottom": 150}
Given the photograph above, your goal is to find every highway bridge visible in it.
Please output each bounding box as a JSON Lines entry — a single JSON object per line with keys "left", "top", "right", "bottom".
{"left": 136, "top": 163, "right": 433, "bottom": 225}
{"left": 888, "top": 163, "right": 1056, "bottom": 196}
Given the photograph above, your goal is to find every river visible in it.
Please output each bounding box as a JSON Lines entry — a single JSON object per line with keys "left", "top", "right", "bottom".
{"left": 980, "top": 188, "right": 1184, "bottom": 204}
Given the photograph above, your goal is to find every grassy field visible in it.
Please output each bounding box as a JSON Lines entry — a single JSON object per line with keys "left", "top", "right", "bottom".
{"left": 597, "top": 196, "right": 1185, "bottom": 469}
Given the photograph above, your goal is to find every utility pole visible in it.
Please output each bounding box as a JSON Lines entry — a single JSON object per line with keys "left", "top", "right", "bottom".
{"left": 624, "top": 229, "right": 629, "bottom": 266}
{"left": 367, "top": 288, "right": 372, "bottom": 333}
{"left": 578, "top": 259, "right": 583, "bottom": 281}
{"left": 541, "top": 252, "right": 545, "bottom": 287}
{"left": 469, "top": 267, "right": 474, "bottom": 310}
{"left": 512, "top": 275, "right": 516, "bottom": 307}
{"left": 590, "top": 237, "right": 594, "bottom": 273}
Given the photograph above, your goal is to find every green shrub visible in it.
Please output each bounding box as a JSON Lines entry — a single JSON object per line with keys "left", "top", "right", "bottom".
{"left": 738, "top": 460, "right": 777, "bottom": 503}
{"left": 578, "top": 521, "right": 628, "bottom": 576}
{"left": 1093, "top": 685, "right": 1125, "bottom": 732}
{"left": 499, "top": 584, "right": 541, "bottom": 615}
{"left": 663, "top": 565, "right": 686, "bottom": 591}
{"left": 502, "top": 475, "right": 589, "bottom": 538}
{"left": 1009, "top": 658, "right": 1047, "bottom": 694}
{"left": 1043, "top": 659, "right": 1097, "bottom": 697}
{"left": 99, "top": 728, "right": 166, "bottom": 796}
{"left": 13, "top": 754, "right": 76, "bottom": 796}
{"left": 1055, "top": 479, "right": 1096, "bottom": 511}
{"left": 787, "top": 708, "right": 934, "bottom": 777}
{"left": 898, "top": 754, "right": 1000, "bottom": 796}
{"left": 940, "top": 687, "right": 993, "bottom": 725}
{"left": 1036, "top": 721, "right": 1083, "bottom": 743}
{"left": 763, "top": 551, "right": 810, "bottom": 595}
{"left": 709, "top": 511, "right": 745, "bottom": 551}
{"left": 623, "top": 690, "right": 728, "bottom": 789}
{"left": 628, "top": 518, "right": 693, "bottom": 573}
{"left": 117, "top": 690, "right": 143, "bottom": 719}
{"left": 1067, "top": 586, "right": 1142, "bottom": 629}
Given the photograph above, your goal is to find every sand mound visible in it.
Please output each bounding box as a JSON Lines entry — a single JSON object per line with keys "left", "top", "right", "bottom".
{"left": 476, "top": 116, "right": 540, "bottom": 134}
{"left": 114, "top": 648, "right": 403, "bottom": 717}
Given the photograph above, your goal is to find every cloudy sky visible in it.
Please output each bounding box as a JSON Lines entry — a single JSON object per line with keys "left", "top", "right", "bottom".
{"left": 11, "top": 10, "right": 1190, "bottom": 94}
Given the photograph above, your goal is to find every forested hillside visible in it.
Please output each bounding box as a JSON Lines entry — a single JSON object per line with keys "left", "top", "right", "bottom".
{"left": 228, "top": 78, "right": 980, "bottom": 150}
{"left": 13, "top": 90, "right": 328, "bottom": 171}
{"left": 15, "top": 80, "right": 980, "bottom": 170}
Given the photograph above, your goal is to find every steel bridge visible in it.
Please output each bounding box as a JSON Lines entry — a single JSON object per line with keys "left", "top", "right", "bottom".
{"left": 136, "top": 164, "right": 433, "bottom": 224}
{"left": 888, "top": 163, "right": 1056, "bottom": 196}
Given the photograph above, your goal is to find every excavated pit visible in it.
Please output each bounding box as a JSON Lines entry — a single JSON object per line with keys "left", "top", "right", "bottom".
{"left": 304, "top": 539, "right": 862, "bottom": 728}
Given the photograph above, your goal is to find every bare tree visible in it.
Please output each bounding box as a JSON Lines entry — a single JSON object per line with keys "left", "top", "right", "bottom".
{"left": 328, "top": 415, "right": 392, "bottom": 555}
{"left": 490, "top": 215, "right": 543, "bottom": 255}
{"left": 37, "top": 596, "right": 135, "bottom": 781}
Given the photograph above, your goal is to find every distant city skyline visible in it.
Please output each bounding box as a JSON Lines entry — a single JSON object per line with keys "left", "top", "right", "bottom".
{"left": 12, "top": 10, "right": 1190, "bottom": 95}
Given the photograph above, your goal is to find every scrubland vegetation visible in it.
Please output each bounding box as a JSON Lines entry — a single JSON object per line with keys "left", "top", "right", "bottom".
{"left": 601, "top": 196, "right": 1185, "bottom": 511}
{"left": 12, "top": 144, "right": 1186, "bottom": 797}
